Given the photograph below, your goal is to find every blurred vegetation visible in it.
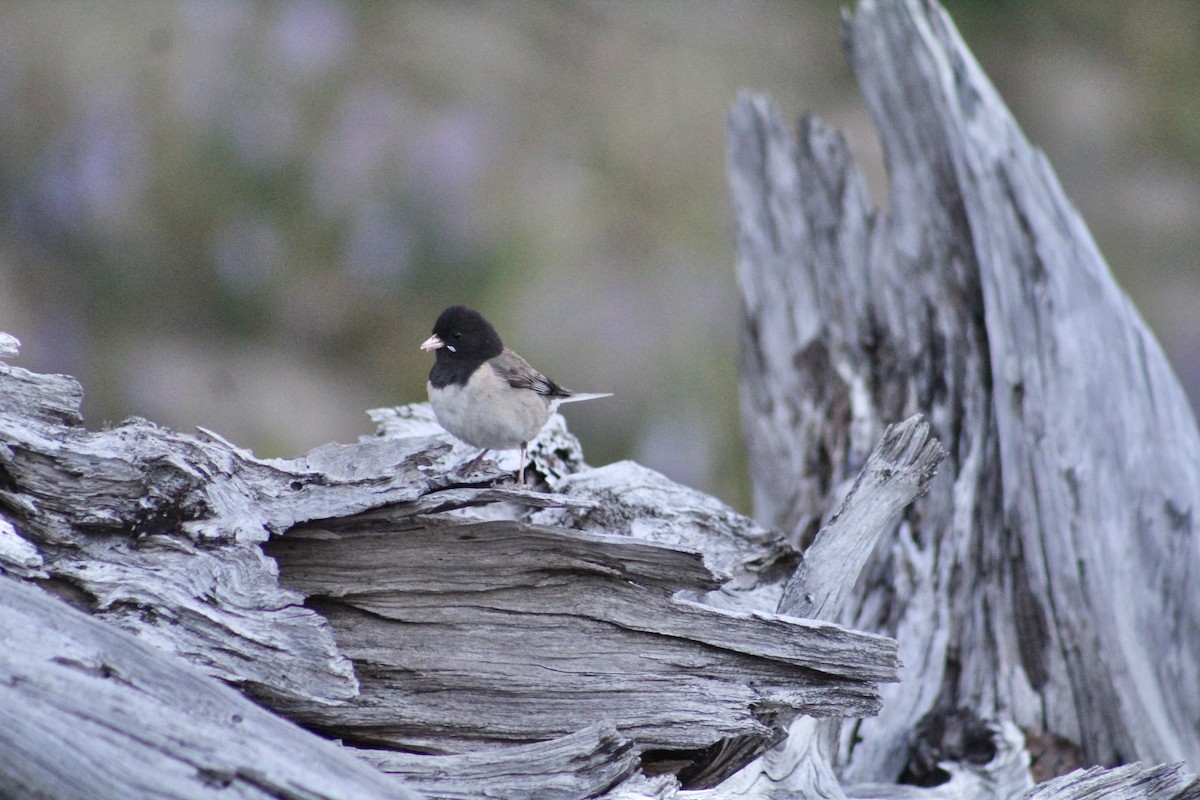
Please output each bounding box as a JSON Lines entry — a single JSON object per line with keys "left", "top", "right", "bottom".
{"left": 0, "top": 1, "right": 1196, "bottom": 515}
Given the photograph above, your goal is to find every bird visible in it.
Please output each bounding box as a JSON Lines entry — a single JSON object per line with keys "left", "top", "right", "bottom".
{"left": 420, "top": 305, "right": 610, "bottom": 486}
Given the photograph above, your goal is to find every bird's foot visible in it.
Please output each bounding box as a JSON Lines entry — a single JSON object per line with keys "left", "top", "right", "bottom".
{"left": 460, "top": 449, "right": 491, "bottom": 475}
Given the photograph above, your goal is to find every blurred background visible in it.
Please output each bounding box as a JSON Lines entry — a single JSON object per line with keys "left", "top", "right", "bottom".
{"left": 0, "top": 1, "right": 1196, "bottom": 514}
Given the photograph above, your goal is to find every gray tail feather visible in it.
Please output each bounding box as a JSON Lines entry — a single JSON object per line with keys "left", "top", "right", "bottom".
{"left": 556, "top": 392, "right": 612, "bottom": 404}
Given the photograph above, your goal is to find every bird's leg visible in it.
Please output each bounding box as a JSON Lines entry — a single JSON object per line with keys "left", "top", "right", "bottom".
{"left": 463, "top": 449, "right": 491, "bottom": 473}
{"left": 517, "top": 442, "right": 528, "bottom": 486}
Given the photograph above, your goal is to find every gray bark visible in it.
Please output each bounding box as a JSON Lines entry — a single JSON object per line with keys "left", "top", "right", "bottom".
{"left": 0, "top": 574, "right": 417, "bottom": 800}
{"left": 356, "top": 723, "right": 639, "bottom": 800}
{"left": 778, "top": 415, "right": 945, "bottom": 619}
{"left": 0, "top": 333, "right": 921, "bottom": 798}
{"left": 729, "top": 0, "right": 1200, "bottom": 796}
{"left": 1018, "top": 763, "right": 1200, "bottom": 800}
{"left": 265, "top": 513, "right": 896, "bottom": 756}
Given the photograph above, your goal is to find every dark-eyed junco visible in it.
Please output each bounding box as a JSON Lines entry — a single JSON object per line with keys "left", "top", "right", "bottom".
{"left": 420, "top": 305, "right": 610, "bottom": 485}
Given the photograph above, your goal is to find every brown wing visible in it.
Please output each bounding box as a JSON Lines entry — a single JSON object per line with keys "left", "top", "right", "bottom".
{"left": 490, "top": 348, "right": 572, "bottom": 398}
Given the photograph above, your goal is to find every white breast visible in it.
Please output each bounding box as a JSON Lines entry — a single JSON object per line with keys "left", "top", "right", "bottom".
{"left": 427, "top": 364, "right": 552, "bottom": 450}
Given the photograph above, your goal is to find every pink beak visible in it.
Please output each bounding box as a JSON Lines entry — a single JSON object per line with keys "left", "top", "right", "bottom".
{"left": 420, "top": 334, "right": 444, "bottom": 352}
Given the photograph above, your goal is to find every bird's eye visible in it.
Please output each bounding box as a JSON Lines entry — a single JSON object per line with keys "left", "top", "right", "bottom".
{"left": 452, "top": 331, "right": 462, "bottom": 340}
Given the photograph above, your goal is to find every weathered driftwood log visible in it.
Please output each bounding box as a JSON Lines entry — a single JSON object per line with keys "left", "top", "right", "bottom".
{"left": 1019, "top": 762, "right": 1200, "bottom": 800}
{"left": 0, "top": 325, "right": 938, "bottom": 799}
{"left": 0, "top": 575, "right": 419, "bottom": 800}
{"left": 265, "top": 509, "right": 895, "bottom": 757}
{"left": 356, "top": 722, "right": 639, "bottom": 800}
{"left": 729, "top": 0, "right": 1200, "bottom": 796}
{"left": 778, "top": 414, "right": 945, "bottom": 620}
